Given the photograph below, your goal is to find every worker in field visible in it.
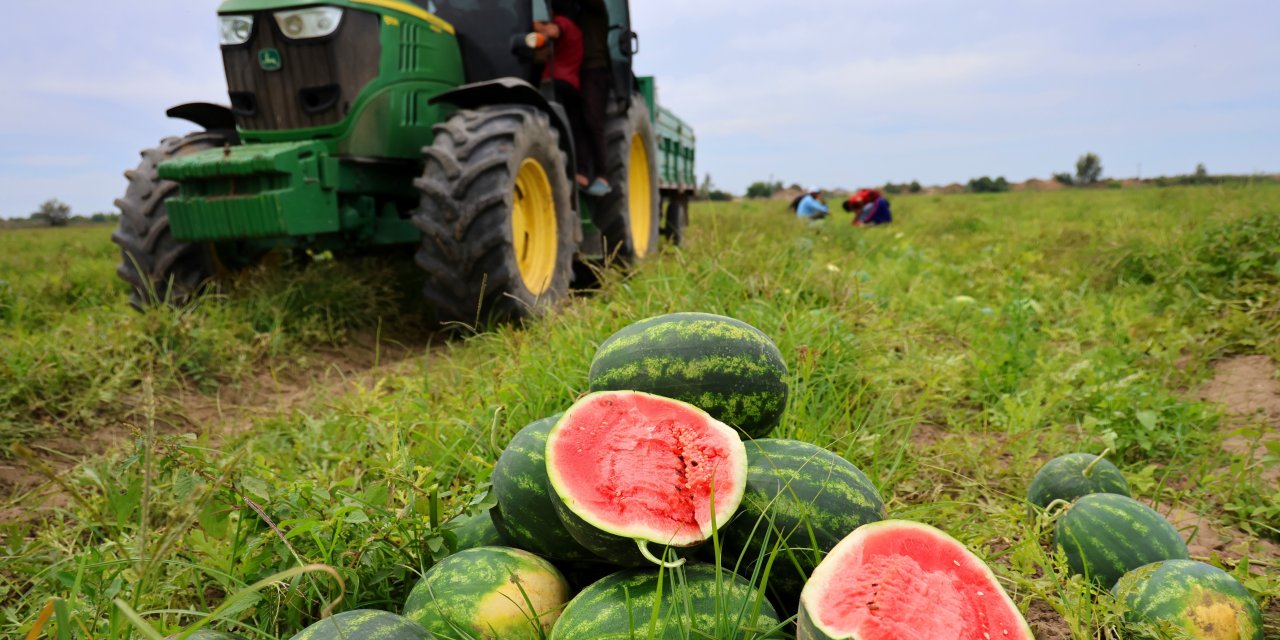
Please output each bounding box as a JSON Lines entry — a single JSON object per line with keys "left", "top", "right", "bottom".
{"left": 843, "top": 188, "right": 893, "bottom": 226}
{"left": 795, "top": 187, "right": 830, "bottom": 220}
{"left": 534, "top": 0, "right": 593, "bottom": 192}
{"left": 575, "top": 0, "right": 612, "bottom": 196}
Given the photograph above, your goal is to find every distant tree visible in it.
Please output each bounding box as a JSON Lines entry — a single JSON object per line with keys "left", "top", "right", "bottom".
{"left": 882, "top": 182, "right": 904, "bottom": 195}
{"left": 966, "top": 176, "right": 1011, "bottom": 194}
{"left": 1075, "top": 153, "right": 1102, "bottom": 185}
{"left": 1194, "top": 163, "right": 1209, "bottom": 184}
{"left": 707, "top": 190, "right": 733, "bottom": 202}
{"left": 32, "top": 199, "right": 71, "bottom": 227}
{"left": 908, "top": 180, "right": 922, "bottom": 193}
{"left": 1052, "top": 172, "right": 1074, "bottom": 186}
{"left": 697, "top": 173, "right": 715, "bottom": 200}
{"left": 745, "top": 181, "right": 782, "bottom": 199}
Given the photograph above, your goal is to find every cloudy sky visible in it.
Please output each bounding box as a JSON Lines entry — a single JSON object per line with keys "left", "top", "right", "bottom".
{"left": 1, "top": 1, "right": 1277, "bottom": 216}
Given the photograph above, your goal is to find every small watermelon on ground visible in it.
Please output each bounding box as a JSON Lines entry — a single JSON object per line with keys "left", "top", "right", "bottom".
{"left": 588, "top": 312, "right": 789, "bottom": 439}
{"left": 1055, "top": 493, "right": 1189, "bottom": 588}
{"left": 447, "top": 510, "right": 507, "bottom": 553}
{"left": 1112, "top": 559, "right": 1263, "bottom": 639}
{"left": 402, "top": 546, "right": 570, "bottom": 639}
{"left": 546, "top": 391, "right": 748, "bottom": 567}
{"left": 1026, "top": 452, "right": 1130, "bottom": 514}
{"left": 721, "top": 439, "right": 885, "bottom": 608}
{"left": 288, "top": 610, "right": 433, "bottom": 640}
{"left": 797, "top": 520, "right": 1034, "bottom": 640}
{"left": 549, "top": 563, "right": 782, "bottom": 639}
{"left": 489, "top": 413, "right": 597, "bottom": 562}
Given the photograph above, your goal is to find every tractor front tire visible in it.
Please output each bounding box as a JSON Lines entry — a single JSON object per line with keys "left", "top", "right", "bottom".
{"left": 595, "top": 94, "right": 661, "bottom": 264}
{"left": 112, "top": 132, "right": 230, "bottom": 309}
{"left": 413, "top": 106, "right": 576, "bottom": 327}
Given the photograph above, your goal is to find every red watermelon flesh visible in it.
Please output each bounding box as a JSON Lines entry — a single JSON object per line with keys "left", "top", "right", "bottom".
{"left": 546, "top": 391, "right": 747, "bottom": 547}
{"left": 799, "top": 520, "right": 1033, "bottom": 640}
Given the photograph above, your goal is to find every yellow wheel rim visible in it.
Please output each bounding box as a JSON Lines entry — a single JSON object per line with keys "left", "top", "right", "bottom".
{"left": 627, "top": 133, "right": 653, "bottom": 258}
{"left": 512, "top": 158, "right": 558, "bottom": 295}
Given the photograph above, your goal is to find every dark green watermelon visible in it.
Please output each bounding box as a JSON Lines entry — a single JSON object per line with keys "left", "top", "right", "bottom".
{"left": 588, "top": 312, "right": 789, "bottom": 439}
{"left": 1112, "top": 559, "right": 1263, "bottom": 639}
{"left": 1055, "top": 494, "right": 1188, "bottom": 588}
{"left": 549, "top": 563, "right": 781, "bottom": 639}
{"left": 721, "top": 439, "right": 885, "bottom": 608}
{"left": 1027, "top": 452, "right": 1129, "bottom": 514}
{"left": 403, "top": 546, "right": 570, "bottom": 639}
{"left": 446, "top": 510, "right": 506, "bottom": 554}
{"left": 288, "top": 610, "right": 433, "bottom": 640}
{"left": 489, "top": 414, "right": 597, "bottom": 562}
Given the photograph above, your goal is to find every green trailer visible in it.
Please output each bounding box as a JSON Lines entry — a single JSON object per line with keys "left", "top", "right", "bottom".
{"left": 113, "top": 0, "right": 695, "bottom": 324}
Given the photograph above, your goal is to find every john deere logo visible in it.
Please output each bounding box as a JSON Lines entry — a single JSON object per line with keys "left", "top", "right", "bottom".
{"left": 258, "top": 48, "right": 282, "bottom": 71}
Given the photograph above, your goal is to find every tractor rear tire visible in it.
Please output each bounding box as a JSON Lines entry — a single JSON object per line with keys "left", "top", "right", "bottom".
{"left": 661, "top": 195, "right": 689, "bottom": 247}
{"left": 413, "top": 106, "right": 576, "bottom": 328}
{"left": 595, "top": 94, "right": 661, "bottom": 264}
{"left": 112, "top": 132, "right": 230, "bottom": 309}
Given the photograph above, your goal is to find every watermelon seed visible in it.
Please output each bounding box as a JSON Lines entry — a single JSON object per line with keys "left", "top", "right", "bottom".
{"left": 977, "top": 590, "right": 984, "bottom": 596}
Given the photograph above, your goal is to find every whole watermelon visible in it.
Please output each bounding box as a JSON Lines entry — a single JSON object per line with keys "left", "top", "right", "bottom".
{"left": 721, "top": 439, "right": 885, "bottom": 608}
{"left": 403, "top": 546, "right": 570, "bottom": 639}
{"left": 166, "top": 632, "right": 247, "bottom": 640}
{"left": 1112, "top": 559, "right": 1263, "bottom": 639}
{"left": 288, "top": 610, "right": 432, "bottom": 640}
{"left": 1027, "top": 452, "right": 1129, "bottom": 514}
{"left": 1055, "top": 494, "right": 1188, "bottom": 588}
{"left": 447, "top": 511, "right": 507, "bottom": 554}
{"left": 549, "top": 563, "right": 781, "bottom": 639}
{"left": 489, "top": 414, "right": 597, "bottom": 562}
{"left": 588, "top": 312, "right": 789, "bottom": 439}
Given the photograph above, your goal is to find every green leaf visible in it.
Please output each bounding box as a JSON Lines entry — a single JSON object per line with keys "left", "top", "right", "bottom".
{"left": 241, "top": 476, "right": 271, "bottom": 503}
{"left": 1135, "top": 410, "right": 1158, "bottom": 431}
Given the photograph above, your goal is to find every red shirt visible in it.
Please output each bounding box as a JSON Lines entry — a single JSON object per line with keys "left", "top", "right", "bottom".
{"left": 542, "top": 16, "right": 583, "bottom": 90}
{"left": 846, "top": 189, "right": 882, "bottom": 210}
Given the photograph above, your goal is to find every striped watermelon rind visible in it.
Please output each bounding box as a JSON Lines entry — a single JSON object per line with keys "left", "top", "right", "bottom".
{"left": 447, "top": 510, "right": 507, "bottom": 554}
{"left": 587, "top": 312, "right": 790, "bottom": 439}
{"left": 489, "top": 414, "right": 597, "bottom": 562}
{"left": 722, "top": 438, "right": 885, "bottom": 606}
{"left": 1054, "top": 493, "right": 1189, "bottom": 588}
{"left": 549, "top": 563, "right": 782, "bottom": 639}
{"left": 402, "top": 546, "right": 570, "bottom": 639}
{"left": 1027, "top": 453, "right": 1130, "bottom": 513}
{"left": 1112, "top": 559, "right": 1264, "bottom": 639}
{"left": 288, "top": 610, "right": 432, "bottom": 640}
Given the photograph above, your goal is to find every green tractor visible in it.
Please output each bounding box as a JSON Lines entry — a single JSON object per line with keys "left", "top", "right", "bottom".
{"left": 113, "top": 0, "right": 696, "bottom": 323}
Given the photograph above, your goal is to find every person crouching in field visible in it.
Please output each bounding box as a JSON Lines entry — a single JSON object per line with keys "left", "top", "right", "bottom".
{"left": 843, "top": 188, "right": 893, "bottom": 226}
{"left": 796, "top": 187, "right": 830, "bottom": 220}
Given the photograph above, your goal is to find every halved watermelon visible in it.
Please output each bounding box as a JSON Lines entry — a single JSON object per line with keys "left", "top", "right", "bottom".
{"left": 546, "top": 391, "right": 748, "bottom": 567}
{"left": 798, "top": 520, "right": 1033, "bottom": 640}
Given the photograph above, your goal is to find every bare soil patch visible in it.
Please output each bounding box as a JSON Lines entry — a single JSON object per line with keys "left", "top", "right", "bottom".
{"left": 1198, "top": 355, "right": 1280, "bottom": 485}
{"left": 0, "top": 332, "right": 428, "bottom": 522}
{"left": 1025, "top": 598, "right": 1072, "bottom": 640}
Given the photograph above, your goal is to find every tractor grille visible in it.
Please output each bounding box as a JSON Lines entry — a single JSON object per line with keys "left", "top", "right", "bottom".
{"left": 221, "top": 10, "right": 381, "bottom": 131}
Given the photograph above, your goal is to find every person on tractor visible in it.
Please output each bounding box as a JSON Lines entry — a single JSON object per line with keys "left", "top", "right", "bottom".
{"left": 796, "top": 187, "right": 830, "bottom": 220}
{"left": 843, "top": 188, "right": 893, "bottom": 226}
{"left": 576, "top": 0, "right": 612, "bottom": 196}
{"left": 534, "top": 0, "right": 592, "bottom": 192}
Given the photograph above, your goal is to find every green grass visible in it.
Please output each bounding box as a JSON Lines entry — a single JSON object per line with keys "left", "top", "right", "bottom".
{"left": 2, "top": 185, "right": 1279, "bottom": 638}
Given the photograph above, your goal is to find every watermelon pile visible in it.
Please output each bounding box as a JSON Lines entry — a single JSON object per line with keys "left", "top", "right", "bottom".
{"left": 277, "top": 313, "right": 1048, "bottom": 639}
{"left": 1027, "top": 452, "right": 1264, "bottom": 639}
